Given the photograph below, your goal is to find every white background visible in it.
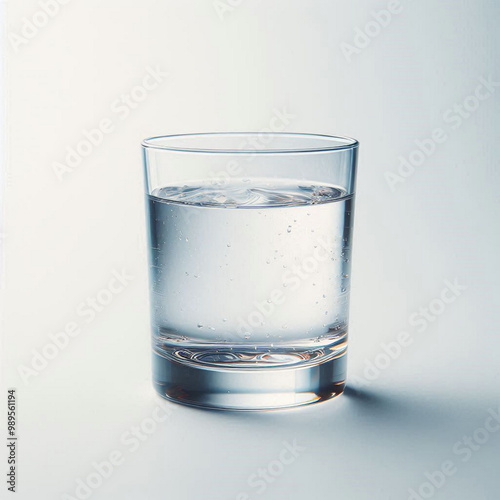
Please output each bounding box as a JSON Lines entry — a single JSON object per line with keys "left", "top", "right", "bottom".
{"left": 1, "top": 1, "right": 500, "bottom": 499}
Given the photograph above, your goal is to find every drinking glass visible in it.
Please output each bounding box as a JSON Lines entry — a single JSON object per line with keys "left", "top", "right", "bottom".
{"left": 142, "top": 132, "right": 358, "bottom": 410}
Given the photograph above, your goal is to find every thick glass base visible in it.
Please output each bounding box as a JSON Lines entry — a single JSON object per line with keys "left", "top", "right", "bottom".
{"left": 152, "top": 349, "right": 347, "bottom": 411}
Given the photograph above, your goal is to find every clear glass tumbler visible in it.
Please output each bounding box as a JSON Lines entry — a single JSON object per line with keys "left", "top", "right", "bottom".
{"left": 142, "top": 132, "right": 358, "bottom": 410}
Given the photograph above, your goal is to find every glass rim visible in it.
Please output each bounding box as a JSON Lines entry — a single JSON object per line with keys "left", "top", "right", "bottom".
{"left": 141, "top": 132, "right": 359, "bottom": 154}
